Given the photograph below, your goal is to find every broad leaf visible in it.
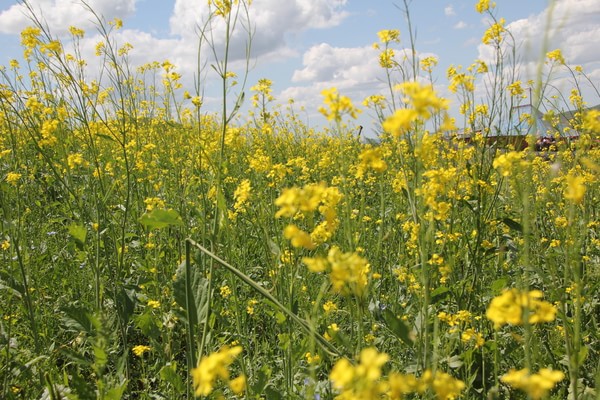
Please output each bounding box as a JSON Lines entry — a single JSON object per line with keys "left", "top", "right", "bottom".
{"left": 139, "top": 208, "right": 183, "bottom": 230}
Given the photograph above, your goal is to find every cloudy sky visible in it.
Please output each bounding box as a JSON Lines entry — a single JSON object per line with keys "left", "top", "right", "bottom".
{"left": 1, "top": 0, "right": 599, "bottom": 135}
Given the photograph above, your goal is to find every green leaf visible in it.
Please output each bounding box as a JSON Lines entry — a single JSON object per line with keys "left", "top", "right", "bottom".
{"left": 382, "top": 309, "right": 414, "bottom": 346}
{"left": 60, "top": 305, "right": 96, "bottom": 334}
{"left": 431, "top": 286, "right": 450, "bottom": 304}
{"left": 491, "top": 278, "right": 508, "bottom": 295}
{"left": 0, "top": 270, "right": 24, "bottom": 298}
{"left": 104, "top": 381, "right": 127, "bottom": 400}
{"left": 501, "top": 217, "right": 523, "bottom": 233}
{"left": 68, "top": 223, "right": 87, "bottom": 249}
{"left": 160, "top": 363, "right": 185, "bottom": 392}
{"left": 93, "top": 344, "right": 107, "bottom": 369}
{"left": 69, "top": 370, "right": 97, "bottom": 398}
{"left": 134, "top": 311, "right": 160, "bottom": 339}
{"left": 115, "top": 287, "right": 135, "bottom": 325}
{"left": 275, "top": 311, "right": 286, "bottom": 324}
{"left": 172, "top": 260, "right": 209, "bottom": 335}
{"left": 139, "top": 208, "right": 183, "bottom": 230}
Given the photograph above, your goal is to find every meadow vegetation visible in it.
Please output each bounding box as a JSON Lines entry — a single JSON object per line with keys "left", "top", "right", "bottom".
{"left": 1, "top": 0, "right": 599, "bottom": 398}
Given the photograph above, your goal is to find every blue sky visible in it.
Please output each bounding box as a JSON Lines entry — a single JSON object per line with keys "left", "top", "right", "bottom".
{"left": 1, "top": 0, "right": 599, "bottom": 135}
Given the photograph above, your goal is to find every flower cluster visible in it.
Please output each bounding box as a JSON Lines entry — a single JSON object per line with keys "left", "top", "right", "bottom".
{"left": 330, "top": 348, "right": 465, "bottom": 400}
{"left": 486, "top": 289, "right": 557, "bottom": 329}
{"left": 501, "top": 368, "right": 565, "bottom": 399}
{"left": 303, "top": 246, "right": 371, "bottom": 297}
{"left": 191, "top": 346, "right": 245, "bottom": 396}
{"left": 318, "top": 88, "right": 361, "bottom": 123}
{"left": 275, "top": 183, "right": 342, "bottom": 249}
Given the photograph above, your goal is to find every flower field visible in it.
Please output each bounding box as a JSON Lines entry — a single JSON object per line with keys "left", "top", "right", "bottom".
{"left": 1, "top": 0, "right": 599, "bottom": 399}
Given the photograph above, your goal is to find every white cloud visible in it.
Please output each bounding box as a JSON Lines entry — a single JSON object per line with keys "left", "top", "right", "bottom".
{"left": 0, "top": 0, "right": 137, "bottom": 35}
{"left": 454, "top": 21, "right": 467, "bottom": 29}
{"left": 291, "top": 43, "right": 380, "bottom": 83}
{"left": 480, "top": 0, "right": 600, "bottom": 66}
{"left": 476, "top": 0, "right": 600, "bottom": 104}
{"left": 282, "top": 43, "right": 441, "bottom": 133}
{"left": 168, "top": 0, "right": 349, "bottom": 61}
{"left": 444, "top": 5, "right": 456, "bottom": 17}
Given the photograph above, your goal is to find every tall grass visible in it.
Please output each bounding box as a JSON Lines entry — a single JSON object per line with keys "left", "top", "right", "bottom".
{"left": 0, "top": 0, "right": 599, "bottom": 399}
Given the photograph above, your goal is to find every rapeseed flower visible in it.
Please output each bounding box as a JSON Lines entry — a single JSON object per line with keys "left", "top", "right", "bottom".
{"left": 229, "top": 374, "right": 246, "bottom": 395}
{"left": 481, "top": 19, "right": 506, "bottom": 45}
{"left": 303, "top": 246, "right": 370, "bottom": 297}
{"left": 421, "top": 370, "right": 466, "bottom": 400}
{"left": 387, "top": 372, "right": 422, "bottom": 398}
{"left": 6, "top": 172, "right": 21, "bottom": 186}
{"left": 475, "top": 0, "right": 495, "bottom": 13}
{"left": 486, "top": 288, "right": 557, "bottom": 329}
{"left": 379, "top": 48, "right": 396, "bottom": 69}
{"left": 330, "top": 347, "right": 389, "bottom": 399}
{"left": 492, "top": 151, "right": 526, "bottom": 177}
{"left": 564, "top": 172, "right": 586, "bottom": 204}
{"left": 132, "top": 345, "right": 151, "bottom": 357}
{"left": 356, "top": 147, "right": 387, "bottom": 178}
{"left": 507, "top": 81, "right": 524, "bottom": 96}
{"left": 377, "top": 29, "right": 400, "bottom": 44}
{"left": 283, "top": 224, "right": 316, "bottom": 249}
{"left": 318, "top": 87, "right": 361, "bottom": 122}
{"left": 191, "top": 345, "right": 242, "bottom": 396}
{"left": 546, "top": 49, "right": 565, "bottom": 65}
{"left": 501, "top": 368, "right": 564, "bottom": 399}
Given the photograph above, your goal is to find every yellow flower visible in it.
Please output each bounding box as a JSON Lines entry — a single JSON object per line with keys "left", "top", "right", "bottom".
{"left": 229, "top": 374, "right": 246, "bottom": 395}
{"left": 220, "top": 285, "right": 232, "bottom": 298}
{"left": 305, "top": 352, "right": 321, "bottom": 364}
{"left": 318, "top": 87, "right": 361, "bottom": 122}
{"left": 275, "top": 184, "right": 325, "bottom": 218}
{"left": 482, "top": 18, "right": 506, "bottom": 45}
{"left": 461, "top": 328, "right": 485, "bottom": 348}
{"left": 303, "top": 246, "right": 370, "bottom": 297}
{"left": 147, "top": 300, "right": 161, "bottom": 309}
{"left": 420, "top": 56, "right": 438, "bottom": 73}
{"left": 546, "top": 49, "right": 565, "bottom": 65}
{"left": 283, "top": 224, "right": 316, "bottom": 250}
{"left": 379, "top": 48, "right": 396, "bottom": 68}
{"left": 377, "top": 29, "right": 400, "bottom": 44}
{"left": 231, "top": 179, "right": 251, "bottom": 217}
{"left": 435, "top": 375, "right": 465, "bottom": 399}
{"left": 6, "top": 172, "right": 21, "bottom": 186}
{"left": 564, "top": 173, "right": 586, "bottom": 204}
{"left": 323, "top": 300, "right": 338, "bottom": 314}
{"left": 208, "top": 0, "right": 239, "bottom": 18}
{"left": 356, "top": 146, "right": 387, "bottom": 178}
{"left": 383, "top": 108, "right": 419, "bottom": 136}
{"left": 144, "top": 197, "right": 166, "bottom": 212}
{"left": 1, "top": 240, "right": 10, "bottom": 251}
{"left": 246, "top": 299, "right": 258, "bottom": 315}
{"left": 475, "top": 0, "right": 495, "bottom": 13}
{"left": 67, "top": 153, "right": 84, "bottom": 169}
{"left": 109, "top": 18, "right": 123, "bottom": 29}
{"left": 191, "top": 345, "right": 243, "bottom": 396}
{"left": 492, "top": 151, "right": 525, "bottom": 177}
{"left": 486, "top": 288, "right": 557, "bottom": 329}
{"left": 330, "top": 348, "right": 389, "bottom": 398}
{"left": 501, "top": 368, "right": 564, "bottom": 399}
{"left": 132, "top": 345, "right": 151, "bottom": 357}
{"left": 421, "top": 370, "right": 466, "bottom": 400}
{"left": 582, "top": 109, "right": 600, "bottom": 133}
{"left": 507, "top": 81, "right": 524, "bottom": 96}
{"left": 330, "top": 358, "right": 354, "bottom": 390}
{"left": 69, "top": 26, "right": 85, "bottom": 38}
{"left": 388, "top": 372, "right": 421, "bottom": 397}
